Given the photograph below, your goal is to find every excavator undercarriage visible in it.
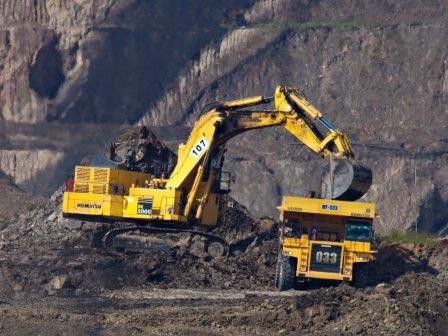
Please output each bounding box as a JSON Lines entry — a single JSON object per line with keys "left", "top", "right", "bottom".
{"left": 100, "top": 223, "right": 228, "bottom": 257}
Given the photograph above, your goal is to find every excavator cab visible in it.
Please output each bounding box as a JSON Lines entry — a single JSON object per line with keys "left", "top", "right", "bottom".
{"left": 212, "top": 170, "right": 232, "bottom": 194}
{"left": 205, "top": 156, "right": 231, "bottom": 194}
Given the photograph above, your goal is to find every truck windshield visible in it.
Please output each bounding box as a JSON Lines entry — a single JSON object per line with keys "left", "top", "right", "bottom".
{"left": 345, "top": 221, "right": 371, "bottom": 241}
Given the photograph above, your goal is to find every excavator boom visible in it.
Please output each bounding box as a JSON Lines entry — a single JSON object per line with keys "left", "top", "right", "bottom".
{"left": 167, "top": 85, "right": 370, "bottom": 214}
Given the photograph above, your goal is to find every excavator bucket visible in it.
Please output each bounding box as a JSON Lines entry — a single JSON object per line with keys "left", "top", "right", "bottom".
{"left": 320, "top": 158, "right": 372, "bottom": 201}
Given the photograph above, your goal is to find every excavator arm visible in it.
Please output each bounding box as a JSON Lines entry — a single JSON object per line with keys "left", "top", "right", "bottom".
{"left": 274, "top": 86, "right": 353, "bottom": 158}
{"left": 216, "top": 86, "right": 353, "bottom": 158}
{"left": 166, "top": 85, "right": 371, "bottom": 221}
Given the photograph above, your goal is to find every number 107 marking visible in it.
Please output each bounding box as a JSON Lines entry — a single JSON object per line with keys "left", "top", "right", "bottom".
{"left": 190, "top": 137, "right": 209, "bottom": 158}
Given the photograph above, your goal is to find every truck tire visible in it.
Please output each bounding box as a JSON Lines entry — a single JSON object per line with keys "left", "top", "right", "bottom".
{"left": 275, "top": 253, "right": 297, "bottom": 291}
{"left": 274, "top": 252, "right": 282, "bottom": 288}
{"left": 351, "top": 262, "right": 369, "bottom": 288}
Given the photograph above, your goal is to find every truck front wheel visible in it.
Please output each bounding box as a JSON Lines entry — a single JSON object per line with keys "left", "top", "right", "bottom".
{"left": 275, "top": 252, "right": 297, "bottom": 291}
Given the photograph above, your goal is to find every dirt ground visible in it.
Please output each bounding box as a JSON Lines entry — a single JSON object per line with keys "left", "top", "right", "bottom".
{"left": 1, "top": 206, "right": 447, "bottom": 336}
{"left": 0, "top": 172, "right": 46, "bottom": 230}
{"left": 0, "top": 267, "right": 446, "bottom": 336}
{"left": 0, "top": 128, "right": 447, "bottom": 335}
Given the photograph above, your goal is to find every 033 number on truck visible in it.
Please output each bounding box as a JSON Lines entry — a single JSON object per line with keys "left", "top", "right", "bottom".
{"left": 190, "top": 137, "right": 209, "bottom": 158}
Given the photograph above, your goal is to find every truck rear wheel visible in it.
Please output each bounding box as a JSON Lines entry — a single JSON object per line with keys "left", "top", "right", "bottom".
{"left": 275, "top": 253, "right": 297, "bottom": 291}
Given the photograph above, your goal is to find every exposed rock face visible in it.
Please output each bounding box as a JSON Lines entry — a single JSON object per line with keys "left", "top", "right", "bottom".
{"left": 1, "top": 0, "right": 447, "bottom": 233}
{"left": 0, "top": 0, "right": 252, "bottom": 192}
{"left": 0, "top": 149, "right": 63, "bottom": 184}
{"left": 0, "top": 169, "right": 46, "bottom": 229}
{"left": 0, "top": 0, "right": 251, "bottom": 123}
{"left": 139, "top": 27, "right": 283, "bottom": 126}
{"left": 142, "top": 0, "right": 448, "bottom": 233}
{"left": 28, "top": 38, "right": 65, "bottom": 100}
{"left": 0, "top": 122, "right": 123, "bottom": 195}
{"left": 0, "top": 0, "right": 114, "bottom": 122}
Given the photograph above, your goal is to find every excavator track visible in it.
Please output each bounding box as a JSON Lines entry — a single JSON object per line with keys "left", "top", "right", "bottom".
{"left": 101, "top": 224, "right": 228, "bottom": 258}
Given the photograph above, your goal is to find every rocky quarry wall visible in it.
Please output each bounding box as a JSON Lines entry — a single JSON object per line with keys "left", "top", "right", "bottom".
{"left": 0, "top": 0, "right": 251, "bottom": 193}
{"left": 0, "top": 0, "right": 447, "bottom": 233}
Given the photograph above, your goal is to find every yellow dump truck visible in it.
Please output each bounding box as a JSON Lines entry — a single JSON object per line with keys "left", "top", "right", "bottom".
{"left": 275, "top": 195, "right": 376, "bottom": 290}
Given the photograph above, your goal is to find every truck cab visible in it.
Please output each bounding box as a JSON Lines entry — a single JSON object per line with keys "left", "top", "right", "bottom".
{"left": 275, "top": 196, "right": 376, "bottom": 290}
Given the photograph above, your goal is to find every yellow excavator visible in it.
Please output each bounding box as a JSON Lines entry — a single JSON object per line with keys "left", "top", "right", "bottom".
{"left": 62, "top": 85, "right": 372, "bottom": 256}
